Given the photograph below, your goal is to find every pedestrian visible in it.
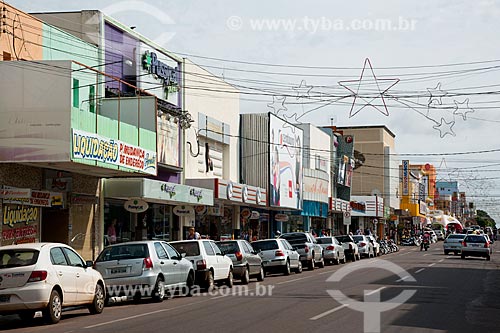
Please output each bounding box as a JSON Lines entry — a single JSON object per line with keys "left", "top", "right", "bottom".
{"left": 187, "top": 227, "right": 201, "bottom": 240}
{"left": 107, "top": 218, "right": 117, "bottom": 244}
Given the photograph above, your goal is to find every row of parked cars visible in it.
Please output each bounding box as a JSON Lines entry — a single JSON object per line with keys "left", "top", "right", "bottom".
{"left": 0, "top": 232, "right": 386, "bottom": 325}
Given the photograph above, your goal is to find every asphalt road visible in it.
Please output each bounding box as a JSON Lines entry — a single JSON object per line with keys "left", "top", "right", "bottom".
{"left": 1, "top": 242, "right": 499, "bottom": 333}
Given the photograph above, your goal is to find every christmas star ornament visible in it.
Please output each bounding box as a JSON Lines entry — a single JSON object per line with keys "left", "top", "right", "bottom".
{"left": 292, "top": 80, "right": 313, "bottom": 99}
{"left": 338, "top": 58, "right": 399, "bottom": 118}
{"left": 267, "top": 96, "right": 287, "bottom": 115}
{"left": 453, "top": 98, "right": 474, "bottom": 120}
{"left": 432, "top": 117, "right": 456, "bottom": 138}
{"left": 427, "top": 83, "right": 448, "bottom": 106}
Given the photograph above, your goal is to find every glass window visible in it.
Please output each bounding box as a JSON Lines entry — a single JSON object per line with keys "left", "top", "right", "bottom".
{"left": 316, "top": 238, "right": 333, "bottom": 245}
{"left": 50, "top": 248, "right": 68, "bottom": 266}
{"left": 155, "top": 242, "right": 168, "bottom": 259}
{"left": 162, "top": 242, "right": 180, "bottom": 259}
{"left": 96, "top": 244, "right": 148, "bottom": 262}
{"left": 212, "top": 242, "right": 222, "bottom": 255}
{"left": 63, "top": 248, "right": 85, "bottom": 267}
{"left": 170, "top": 242, "right": 200, "bottom": 256}
{"left": 203, "top": 241, "right": 215, "bottom": 256}
{"left": 73, "top": 78, "right": 79, "bottom": 108}
{"left": 0, "top": 250, "right": 39, "bottom": 268}
{"left": 243, "top": 241, "right": 254, "bottom": 254}
{"left": 252, "top": 240, "right": 279, "bottom": 251}
{"left": 217, "top": 241, "right": 239, "bottom": 254}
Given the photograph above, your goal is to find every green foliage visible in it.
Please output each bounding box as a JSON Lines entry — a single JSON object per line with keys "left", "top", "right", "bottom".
{"left": 474, "top": 210, "right": 496, "bottom": 228}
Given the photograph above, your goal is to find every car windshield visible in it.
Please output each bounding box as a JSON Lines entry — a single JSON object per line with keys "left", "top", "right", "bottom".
{"left": 316, "top": 238, "right": 333, "bottom": 245}
{"left": 217, "top": 242, "right": 239, "bottom": 254}
{"left": 280, "top": 233, "right": 307, "bottom": 244}
{"left": 96, "top": 244, "right": 149, "bottom": 262}
{"left": 352, "top": 236, "right": 364, "bottom": 242}
{"left": 336, "top": 236, "right": 352, "bottom": 243}
{"left": 252, "top": 240, "right": 278, "bottom": 251}
{"left": 170, "top": 242, "right": 200, "bottom": 256}
{"left": 447, "top": 234, "right": 465, "bottom": 239}
{"left": 0, "top": 249, "right": 39, "bottom": 268}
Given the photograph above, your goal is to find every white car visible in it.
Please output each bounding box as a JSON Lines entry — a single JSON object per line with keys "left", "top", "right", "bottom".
{"left": 367, "top": 235, "right": 381, "bottom": 257}
{"left": 251, "top": 238, "right": 302, "bottom": 275}
{"left": 316, "top": 237, "right": 346, "bottom": 264}
{"left": 0, "top": 243, "right": 105, "bottom": 324}
{"left": 335, "top": 235, "right": 361, "bottom": 261}
{"left": 169, "top": 240, "right": 233, "bottom": 290}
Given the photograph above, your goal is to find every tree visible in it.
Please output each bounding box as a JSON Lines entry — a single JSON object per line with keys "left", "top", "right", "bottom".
{"left": 474, "top": 210, "right": 496, "bottom": 228}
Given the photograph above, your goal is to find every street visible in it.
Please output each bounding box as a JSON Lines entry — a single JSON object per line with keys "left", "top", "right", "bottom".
{"left": 1, "top": 243, "right": 499, "bottom": 333}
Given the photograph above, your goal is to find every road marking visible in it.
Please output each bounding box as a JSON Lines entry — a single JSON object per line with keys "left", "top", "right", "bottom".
{"left": 210, "top": 295, "right": 228, "bottom": 300}
{"left": 84, "top": 298, "right": 212, "bottom": 329}
{"left": 423, "top": 254, "right": 430, "bottom": 256}
{"left": 438, "top": 259, "right": 445, "bottom": 263}
{"left": 366, "top": 286, "right": 386, "bottom": 296}
{"left": 277, "top": 275, "right": 313, "bottom": 285}
{"left": 396, "top": 275, "right": 411, "bottom": 282}
{"left": 310, "top": 304, "right": 349, "bottom": 321}
{"left": 400, "top": 252, "right": 410, "bottom": 256}
{"left": 428, "top": 263, "right": 436, "bottom": 267}
{"left": 415, "top": 268, "right": 425, "bottom": 274}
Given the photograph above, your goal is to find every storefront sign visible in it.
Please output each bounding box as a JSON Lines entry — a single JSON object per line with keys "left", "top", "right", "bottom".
{"left": 1, "top": 187, "right": 63, "bottom": 208}
{"left": 402, "top": 160, "right": 409, "bottom": 196}
{"left": 173, "top": 205, "right": 194, "bottom": 216}
{"left": 275, "top": 214, "right": 289, "bottom": 222}
{"left": 142, "top": 51, "right": 179, "bottom": 95}
{"left": 72, "top": 129, "right": 157, "bottom": 175}
{"left": 250, "top": 211, "right": 260, "bottom": 219}
{"left": 124, "top": 199, "right": 149, "bottom": 213}
{"left": 70, "top": 193, "right": 98, "bottom": 205}
{"left": 3, "top": 205, "right": 38, "bottom": 227}
{"left": 240, "top": 208, "right": 251, "bottom": 219}
{"left": 195, "top": 205, "right": 207, "bottom": 215}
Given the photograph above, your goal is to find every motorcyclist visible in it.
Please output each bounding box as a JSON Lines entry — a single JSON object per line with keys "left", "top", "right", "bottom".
{"left": 420, "top": 231, "right": 431, "bottom": 251}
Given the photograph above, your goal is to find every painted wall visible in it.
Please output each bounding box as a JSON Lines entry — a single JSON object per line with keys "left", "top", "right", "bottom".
{"left": 0, "top": 3, "right": 43, "bottom": 61}
{"left": 183, "top": 58, "right": 240, "bottom": 182}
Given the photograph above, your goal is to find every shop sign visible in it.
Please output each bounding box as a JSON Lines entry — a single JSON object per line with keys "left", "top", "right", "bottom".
{"left": 195, "top": 205, "right": 207, "bottom": 215}
{"left": 242, "top": 186, "right": 249, "bottom": 203}
{"left": 1, "top": 187, "right": 63, "bottom": 208}
{"left": 72, "top": 129, "right": 157, "bottom": 175}
{"left": 3, "top": 205, "right": 38, "bottom": 228}
{"left": 142, "top": 51, "right": 179, "bottom": 97}
{"left": 173, "top": 205, "right": 194, "bottom": 216}
{"left": 124, "top": 199, "right": 149, "bottom": 213}
{"left": 250, "top": 211, "right": 260, "bottom": 219}
{"left": 240, "top": 208, "right": 251, "bottom": 219}
{"left": 402, "top": 160, "right": 409, "bottom": 196}
{"left": 70, "top": 194, "right": 98, "bottom": 205}
{"left": 275, "top": 214, "right": 289, "bottom": 222}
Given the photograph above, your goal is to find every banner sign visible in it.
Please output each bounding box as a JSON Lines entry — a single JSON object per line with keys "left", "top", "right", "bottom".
{"left": 1, "top": 187, "right": 63, "bottom": 208}
{"left": 402, "top": 160, "right": 409, "bottom": 196}
{"left": 72, "top": 129, "right": 157, "bottom": 175}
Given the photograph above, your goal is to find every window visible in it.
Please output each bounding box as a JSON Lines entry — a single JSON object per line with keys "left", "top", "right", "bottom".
{"left": 63, "top": 248, "right": 85, "bottom": 267}
{"left": 212, "top": 242, "right": 222, "bottom": 255}
{"left": 170, "top": 242, "right": 200, "bottom": 256}
{"left": 243, "top": 241, "right": 254, "bottom": 254}
{"left": 50, "top": 248, "right": 68, "bottom": 266}
{"left": 2, "top": 52, "right": 11, "bottom": 61}
{"left": 203, "top": 241, "right": 215, "bottom": 256}
{"left": 162, "top": 243, "right": 180, "bottom": 259}
{"left": 73, "top": 78, "right": 80, "bottom": 108}
{"left": 89, "top": 85, "right": 95, "bottom": 113}
{"left": 154, "top": 242, "right": 168, "bottom": 259}
{"left": 0, "top": 250, "right": 39, "bottom": 268}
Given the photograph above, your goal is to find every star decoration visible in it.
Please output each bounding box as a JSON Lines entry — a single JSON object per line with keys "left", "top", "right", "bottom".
{"left": 267, "top": 96, "right": 287, "bottom": 115}
{"left": 453, "top": 98, "right": 474, "bottom": 120}
{"left": 427, "top": 83, "right": 448, "bottom": 106}
{"left": 338, "top": 58, "right": 399, "bottom": 118}
{"left": 432, "top": 117, "right": 456, "bottom": 138}
{"left": 292, "top": 80, "right": 313, "bottom": 99}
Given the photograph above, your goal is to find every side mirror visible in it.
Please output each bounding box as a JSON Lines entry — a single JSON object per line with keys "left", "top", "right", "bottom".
{"left": 85, "top": 260, "right": 94, "bottom": 268}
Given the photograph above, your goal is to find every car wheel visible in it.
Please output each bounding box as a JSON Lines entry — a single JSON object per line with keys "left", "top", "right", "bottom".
{"left": 88, "top": 283, "right": 105, "bottom": 314}
{"left": 308, "top": 258, "right": 315, "bottom": 270}
{"left": 205, "top": 270, "right": 215, "bottom": 291}
{"left": 186, "top": 272, "right": 195, "bottom": 297}
{"left": 225, "top": 270, "right": 234, "bottom": 288}
{"left": 152, "top": 277, "right": 165, "bottom": 302}
{"left": 444, "top": 250, "right": 449, "bottom": 255}
{"left": 295, "top": 261, "right": 303, "bottom": 273}
{"left": 257, "top": 266, "right": 265, "bottom": 281}
{"left": 486, "top": 255, "right": 491, "bottom": 261}
{"left": 318, "top": 257, "right": 325, "bottom": 268}
{"left": 454, "top": 251, "right": 459, "bottom": 255}
{"left": 43, "top": 289, "right": 62, "bottom": 324}
{"left": 241, "top": 266, "right": 250, "bottom": 285}
{"left": 284, "top": 260, "right": 291, "bottom": 275}
{"left": 334, "top": 254, "right": 340, "bottom": 265}
{"left": 461, "top": 254, "right": 465, "bottom": 259}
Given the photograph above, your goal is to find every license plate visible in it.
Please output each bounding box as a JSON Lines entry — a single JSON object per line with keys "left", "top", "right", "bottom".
{"left": 111, "top": 267, "right": 127, "bottom": 274}
{"left": 0, "top": 295, "right": 10, "bottom": 303}
{"left": 470, "top": 244, "right": 480, "bottom": 247}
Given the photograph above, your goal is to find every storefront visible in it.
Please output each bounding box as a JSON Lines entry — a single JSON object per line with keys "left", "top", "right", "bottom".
{"left": 329, "top": 198, "right": 351, "bottom": 235}
{"left": 301, "top": 168, "right": 329, "bottom": 236}
{"left": 103, "top": 178, "right": 213, "bottom": 243}
{"left": 186, "top": 178, "right": 267, "bottom": 240}
{"left": 350, "top": 196, "right": 384, "bottom": 236}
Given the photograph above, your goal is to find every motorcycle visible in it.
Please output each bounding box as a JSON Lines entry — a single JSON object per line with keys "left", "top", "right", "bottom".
{"left": 420, "top": 238, "right": 430, "bottom": 251}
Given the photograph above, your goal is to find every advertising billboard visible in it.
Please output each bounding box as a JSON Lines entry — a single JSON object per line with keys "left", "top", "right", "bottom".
{"left": 269, "top": 114, "right": 303, "bottom": 209}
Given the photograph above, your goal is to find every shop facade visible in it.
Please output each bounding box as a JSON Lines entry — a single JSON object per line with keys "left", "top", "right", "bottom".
{"left": 350, "top": 195, "right": 384, "bottom": 236}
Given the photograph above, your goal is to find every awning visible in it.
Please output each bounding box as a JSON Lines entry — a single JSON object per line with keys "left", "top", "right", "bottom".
{"left": 103, "top": 178, "right": 213, "bottom": 206}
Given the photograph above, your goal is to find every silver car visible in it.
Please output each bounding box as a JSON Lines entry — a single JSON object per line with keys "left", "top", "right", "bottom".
{"left": 280, "top": 232, "right": 324, "bottom": 270}
{"left": 443, "top": 234, "right": 466, "bottom": 255}
{"left": 352, "top": 235, "right": 375, "bottom": 258}
{"left": 216, "top": 240, "right": 264, "bottom": 284}
{"left": 316, "top": 237, "right": 346, "bottom": 265}
{"left": 461, "top": 234, "right": 491, "bottom": 260}
{"left": 335, "top": 235, "right": 361, "bottom": 262}
{"left": 94, "top": 241, "right": 195, "bottom": 302}
{"left": 251, "top": 239, "right": 302, "bottom": 275}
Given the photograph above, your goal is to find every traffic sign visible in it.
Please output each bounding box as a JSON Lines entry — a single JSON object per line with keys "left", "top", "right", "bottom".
{"left": 343, "top": 211, "right": 351, "bottom": 225}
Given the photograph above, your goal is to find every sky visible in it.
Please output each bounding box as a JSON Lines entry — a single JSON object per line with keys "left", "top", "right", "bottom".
{"left": 7, "top": 0, "right": 500, "bottom": 226}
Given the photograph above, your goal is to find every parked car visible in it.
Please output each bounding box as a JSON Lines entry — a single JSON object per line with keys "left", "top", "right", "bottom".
{"left": 251, "top": 239, "right": 302, "bottom": 275}
{"left": 0, "top": 243, "right": 105, "bottom": 324}
{"left": 315, "top": 237, "right": 346, "bottom": 264}
{"left": 335, "top": 235, "right": 360, "bottom": 261}
{"left": 94, "top": 241, "right": 194, "bottom": 302}
{"left": 352, "top": 235, "right": 375, "bottom": 258}
{"left": 216, "top": 240, "right": 264, "bottom": 284}
{"left": 443, "top": 234, "right": 466, "bottom": 255}
{"left": 169, "top": 240, "right": 233, "bottom": 290}
{"left": 461, "top": 234, "right": 492, "bottom": 260}
{"left": 280, "top": 232, "right": 324, "bottom": 270}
